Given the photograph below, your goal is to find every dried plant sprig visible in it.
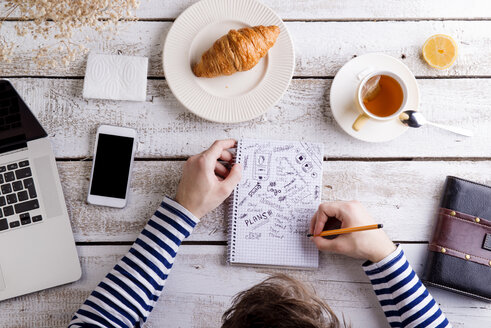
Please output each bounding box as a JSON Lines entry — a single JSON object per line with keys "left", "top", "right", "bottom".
{"left": 0, "top": 0, "right": 142, "bottom": 68}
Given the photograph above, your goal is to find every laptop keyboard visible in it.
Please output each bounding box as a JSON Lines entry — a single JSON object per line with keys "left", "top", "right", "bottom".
{"left": 0, "top": 159, "right": 42, "bottom": 232}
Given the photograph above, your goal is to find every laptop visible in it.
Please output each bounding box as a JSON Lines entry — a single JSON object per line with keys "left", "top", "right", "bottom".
{"left": 0, "top": 80, "right": 81, "bottom": 301}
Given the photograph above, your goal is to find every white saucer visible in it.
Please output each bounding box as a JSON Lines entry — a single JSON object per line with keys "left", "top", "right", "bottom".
{"left": 330, "top": 53, "right": 420, "bottom": 142}
{"left": 163, "top": 0, "right": 294, "bottom": 123}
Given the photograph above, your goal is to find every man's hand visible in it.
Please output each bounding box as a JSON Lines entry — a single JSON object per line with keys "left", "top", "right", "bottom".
{"left": 309, "top": 201, "right": 396, "bottom": 263}
{"left": 175, "top": 139, "right": 242, "bottom": 219}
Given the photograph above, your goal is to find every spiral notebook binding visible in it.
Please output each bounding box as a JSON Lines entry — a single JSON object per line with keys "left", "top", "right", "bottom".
{"left": 226, "top": 140, "right": 242, "bottom": 264}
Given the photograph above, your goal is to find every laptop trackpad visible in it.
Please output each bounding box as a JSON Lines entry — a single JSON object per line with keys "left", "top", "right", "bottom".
{"left": 33, "top": 156, "right": 63, "bottom": 219}
{"left": 0, "top": 264, "right": 6, "bottom": 291}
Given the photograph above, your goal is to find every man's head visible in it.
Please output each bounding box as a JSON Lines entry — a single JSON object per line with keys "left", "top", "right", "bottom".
{"left": 221, "top": 274, "right": 346, "bottom": 328}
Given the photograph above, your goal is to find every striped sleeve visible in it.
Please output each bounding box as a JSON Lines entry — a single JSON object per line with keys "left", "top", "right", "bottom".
{"left": 363, "top": 245, "right": 451, "bottom": 328}
{"left": 68, "top": 196, "right": 199, "bottom": 328}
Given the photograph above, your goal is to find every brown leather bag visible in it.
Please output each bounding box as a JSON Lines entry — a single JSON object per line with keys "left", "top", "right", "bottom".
{"left": 422, "top": 176, "right": 491, "bottom": 302}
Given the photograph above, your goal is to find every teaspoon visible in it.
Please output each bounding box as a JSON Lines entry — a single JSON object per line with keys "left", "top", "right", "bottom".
{"left": 399, "top": 110, "right": 473, "bottom": 137}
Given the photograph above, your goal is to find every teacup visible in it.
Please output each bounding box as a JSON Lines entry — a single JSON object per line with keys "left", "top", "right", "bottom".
{"left": 352, "top": 69, "right": 408, "bottom": 131}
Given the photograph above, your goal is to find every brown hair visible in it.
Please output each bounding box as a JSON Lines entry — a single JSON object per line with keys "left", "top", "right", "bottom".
{"left": 221, "top": 274, "right": 348, "bottom": 328}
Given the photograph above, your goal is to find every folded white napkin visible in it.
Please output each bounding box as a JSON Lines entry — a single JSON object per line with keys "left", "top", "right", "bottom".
{"left": 83, "top": 53, "right": 148, "bottom": 101}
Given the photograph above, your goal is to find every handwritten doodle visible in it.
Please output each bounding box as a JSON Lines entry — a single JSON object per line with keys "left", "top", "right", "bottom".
{"left": 267, "top": 182, "right": 282, "bottom": 196}
{"left": 250, "top": 219, "right": 268, "bottom": 231}
{"left": 248, "top": 182, "right": 262, "bottom": 197}
{"left": 235, "top": 139, "right": 322, "bottom": 247}
{"left": 290, "top": 227, "right": 308, "bottom": 235}
{"left": 287, "top": 208, "right": 314, "bottom": 235}
{"left": 300, "top": 142, "right": 323, "bottom": 169}
{"left": 283, "top": 178, "right": 296, "bottom": 188}
{"left": 273, "top": 145, "right": 294, "bottom": 152}
{"left": 229, "top": 139, "right": 324, "bottom": 268}
{"left": 253, "top": 151, "right": 271, "bottom": 181}
{"left": 274, "top": 222, "right": 287, "bottom": 230}
{"left": 296, "top": 153, "right": 307, "bottom": 164}
{"left": 259, "top": 198, "right": 283, "bottom": 211}
{"left": 284, "top": 183, "right": 306, "bottom": 197}
{"left": 244, "top": 210, "right": 273, "bottom": 230}
{"left": 242, "top": 154, "right": 249, "bottom": 171}
{"left": 242, "top": 179, "right": 252, "bottom": 189}
{"left": 243, "top": 143, "right": 259, "bottom": 150}
{"left": 245, "top": 231, "right": 262, "bottom": 240}
{"left": 276, "top": 157, "right": 296, "bottom": 176}
{"left": 269, "top": 225, "right": 284, "bottom": 239}
{"left": 302, "top": 162, "right": 313, "bottom": 173}
{"left": 278, "top": 157, "right": 307, "bottom": 185}
{"left": 295, "top": 188, "right": 315, "bottom": 205}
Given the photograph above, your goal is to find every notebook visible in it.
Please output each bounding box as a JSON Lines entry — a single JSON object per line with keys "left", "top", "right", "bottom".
{"left": 227, "top": 138, "right": 324, "bottom": 268}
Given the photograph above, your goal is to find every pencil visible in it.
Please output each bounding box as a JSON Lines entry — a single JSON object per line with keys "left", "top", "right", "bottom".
{"left": 306, "top": 224, "right": 383, "bottom": 237}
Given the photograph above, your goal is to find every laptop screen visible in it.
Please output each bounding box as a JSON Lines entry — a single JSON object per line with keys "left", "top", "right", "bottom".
{"left": 0, "top": 80, "right": 47, "bottom": 153}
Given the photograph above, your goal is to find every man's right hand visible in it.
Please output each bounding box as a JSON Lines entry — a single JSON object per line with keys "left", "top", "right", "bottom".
{"left": 175, "top": 139, "right": 242, "bottom": 219}
{"left": 309, "top": 201, "right": 396, "bottom": 263}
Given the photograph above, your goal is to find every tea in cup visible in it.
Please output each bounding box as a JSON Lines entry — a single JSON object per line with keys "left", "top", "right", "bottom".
{"left": 352, "top": 70, "right": 408, "bottom": 131}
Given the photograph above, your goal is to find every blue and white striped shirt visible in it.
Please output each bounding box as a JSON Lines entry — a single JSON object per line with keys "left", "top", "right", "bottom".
{"left": 69, "top": 198, "right": 450, "bottom": 328}
{"left": 363, "top": 245, "right": 451, "bottom": 328}
{"left": 69, "top": 197, "right": 199, "bottom": 328}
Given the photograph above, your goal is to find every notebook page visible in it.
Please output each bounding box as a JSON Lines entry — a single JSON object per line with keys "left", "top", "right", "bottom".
{"left": 229, "top": 138, "right": 323, "bottom": 268}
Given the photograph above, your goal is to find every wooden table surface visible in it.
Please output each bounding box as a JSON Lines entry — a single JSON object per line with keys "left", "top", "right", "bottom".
{"left": 1, "top": 1, "right": 491, "bottom": 327}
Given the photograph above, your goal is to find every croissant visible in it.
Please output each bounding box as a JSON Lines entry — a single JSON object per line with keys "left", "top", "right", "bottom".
{"left": 192, "top": 25, "right": 280, "bottom": 78}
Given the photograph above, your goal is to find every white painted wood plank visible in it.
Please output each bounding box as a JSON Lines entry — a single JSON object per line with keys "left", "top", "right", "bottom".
{"left": 135, "top": 0, "right": 491, "bottom": 20}
{"left": 1, "top": 21, "right": 491, "bottom": 77}
{"left": 57, "top": 160, "right": 491, "bottom": 242}
{"left": 1, "top": 0, "right": 491, "bottom": 20}
{"left": 10, "top": 78, "right": 491, "bottom": 158}
{"left": 0, "top": 244, "right": 488, "bottom": 327}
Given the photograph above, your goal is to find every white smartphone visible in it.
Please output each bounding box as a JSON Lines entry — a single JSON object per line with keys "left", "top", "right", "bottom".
{"left": 87, "top": 125, "right": 137, "bottom": 208}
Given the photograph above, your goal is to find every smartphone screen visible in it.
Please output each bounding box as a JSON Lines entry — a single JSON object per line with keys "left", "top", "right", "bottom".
{"left": 90, "top": 133, "right": 135, "bottom": 199}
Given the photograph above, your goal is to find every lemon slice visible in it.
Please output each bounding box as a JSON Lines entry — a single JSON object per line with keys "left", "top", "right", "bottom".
{"left": 422, "top": 34, "right": 458, "bottom": 69}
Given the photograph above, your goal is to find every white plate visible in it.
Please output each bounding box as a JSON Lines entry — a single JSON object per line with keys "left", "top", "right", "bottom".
{"left": 163, "top": 0, "right": 295, "bottom": 123}
{"left": 330, "top": 53, "right": 420, "bottom": 142}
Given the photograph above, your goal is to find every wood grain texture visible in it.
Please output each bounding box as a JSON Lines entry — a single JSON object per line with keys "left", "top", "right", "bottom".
{"left": 133, "top": 0, "right": 491, "bottom": 20}
{"left": 10, "top": 78, "right": 491, "bottom": 159}
{"left": 2, "top": 21, "right": 491, "bottom": 77}
{"left": 1, "top": 0, "right": 490, "bottom": 20}
{"left": 57, "top": 160, "right": 491, "bottom": 243}
{"left": 0, "top": 244, "right": 488, "bottom": 328}
{"left": 0, "top": 1, "right": 488, "bottom": 326}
